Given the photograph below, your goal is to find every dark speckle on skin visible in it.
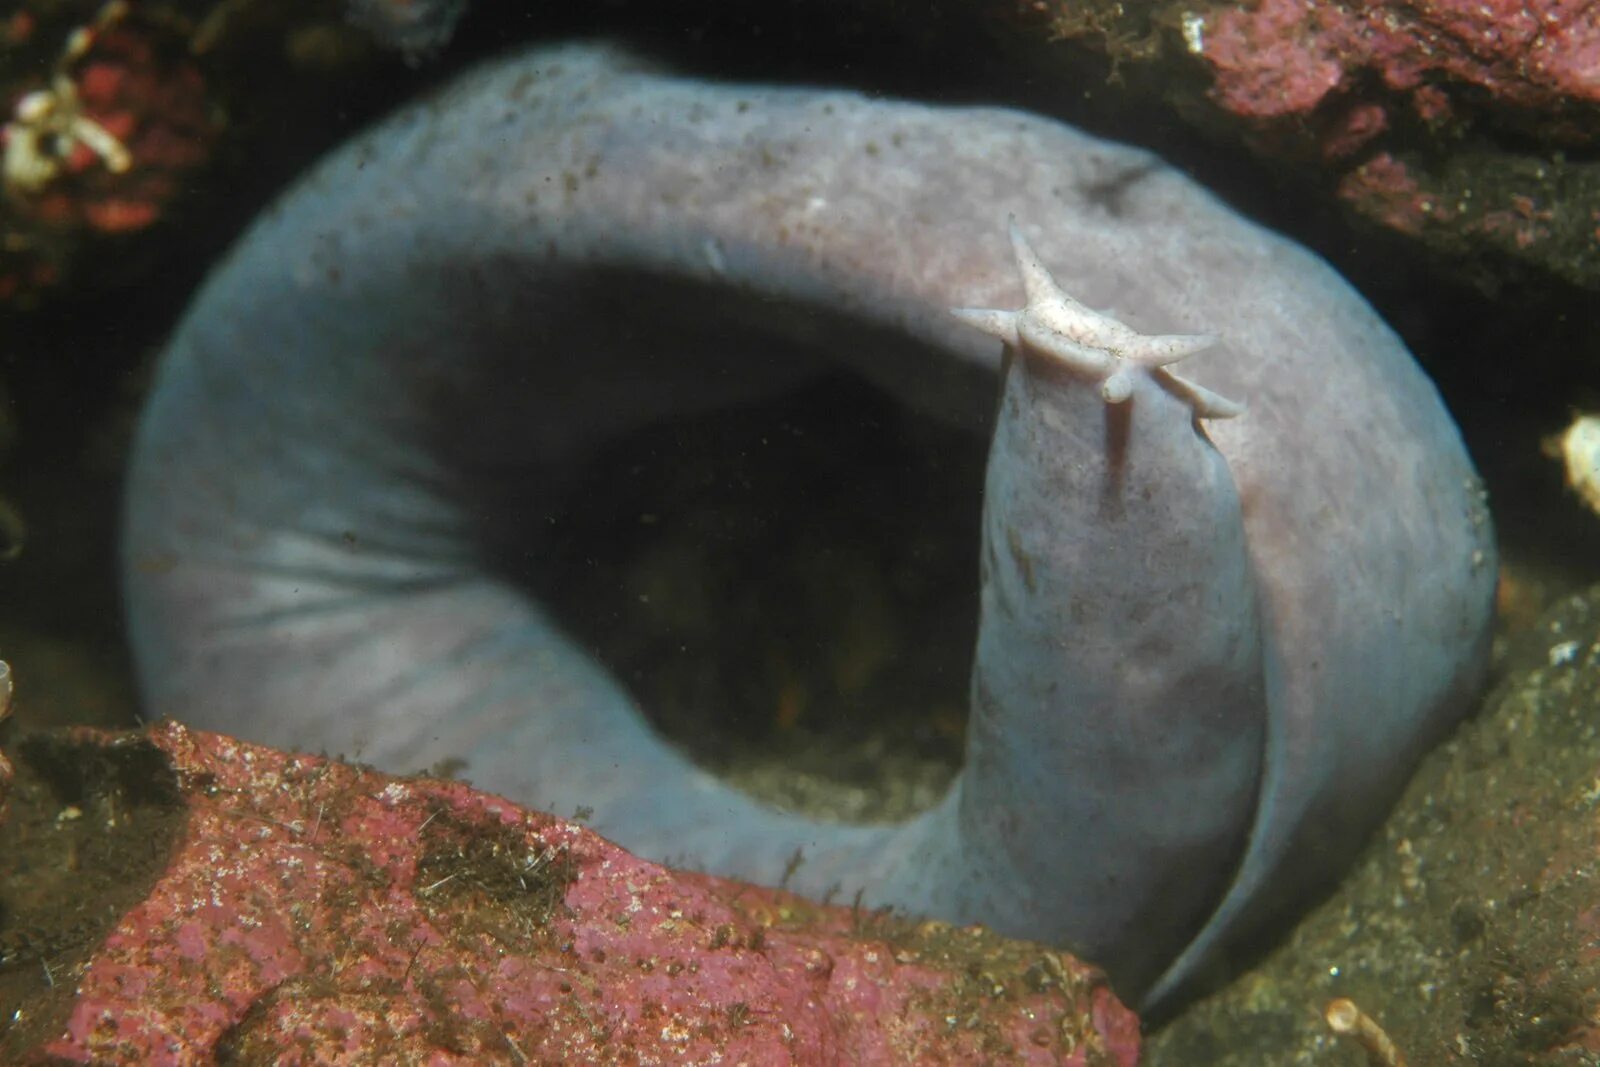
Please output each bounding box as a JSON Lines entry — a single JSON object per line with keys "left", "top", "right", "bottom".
{"left": 1080, "top": 160, "right": 1163, "bottom": 218}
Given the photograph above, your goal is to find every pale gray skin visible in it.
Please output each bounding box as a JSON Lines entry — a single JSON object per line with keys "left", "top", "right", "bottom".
{"left": 123, "top": 43, "right": 1496, "bottom": 1008}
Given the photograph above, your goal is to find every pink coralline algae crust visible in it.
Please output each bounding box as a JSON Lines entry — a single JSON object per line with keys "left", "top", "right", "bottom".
{"left": 1020, "top": 0, "right": 1600, "bottom": 284}
{"left": 1197, "top": 0, "right": 1600, "bottom": 123}
{"left": 1190, "top": 0, "right": 1600, "bottom": 278}
{"left": 1338, "top": 152, "right": 1433, "bottom": 236}
{"left": 1336, "top": 149, "right": 1597, "bottom": 266}
{"left": 22, "top": 721, "right": 1138, "bottom": 1066}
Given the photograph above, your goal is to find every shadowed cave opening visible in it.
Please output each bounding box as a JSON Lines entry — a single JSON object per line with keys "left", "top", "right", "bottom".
{"left": 527, "top": 370, "right": 988, "bottom": 824}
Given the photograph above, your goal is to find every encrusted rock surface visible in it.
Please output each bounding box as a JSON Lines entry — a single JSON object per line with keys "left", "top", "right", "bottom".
{"left": 1193, "top": 0, "right": 1600, "bottom": 122}
{"left": 3, "top": 720, "right": 1138, "bottom": 1065}
{"left": 1024, "top": 0, "right": 1600, "bottom": 288}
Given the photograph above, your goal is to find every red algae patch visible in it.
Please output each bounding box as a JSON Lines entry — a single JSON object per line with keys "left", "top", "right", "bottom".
{"left": 5, "top": 721, "right": 1138, "bottom": 1065}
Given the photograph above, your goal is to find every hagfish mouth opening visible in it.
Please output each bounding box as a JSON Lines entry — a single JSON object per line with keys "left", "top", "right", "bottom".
{"left": 506, "top": 368, "right": 987, "bottom": 825}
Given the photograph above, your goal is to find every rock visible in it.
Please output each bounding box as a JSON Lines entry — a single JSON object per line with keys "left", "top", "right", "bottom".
{"left": 1205, "top": 0, "right": 1600, "bottom": 287}
{"left": 1021, "top": 0, "right": 1600, "bottom": 289}
{"left": 0, "top": 659, "right": 12, "bottom": 819}
{"left": 5, "top": 720, "right": 1138, "bottom": 1065}
{"left": 1192, "top": 0, "right": 1600, "bottom": 122}
{"left": 1147, "top": 584, "right": 1600, "bottom": 1064}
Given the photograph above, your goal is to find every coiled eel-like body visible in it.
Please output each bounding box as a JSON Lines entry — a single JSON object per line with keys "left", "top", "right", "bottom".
{"left": 123, "top": 43, "right": 1495, "bottom": 1008}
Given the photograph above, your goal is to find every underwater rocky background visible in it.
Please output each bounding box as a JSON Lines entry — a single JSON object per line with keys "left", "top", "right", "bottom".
{"left": 1151, "top": 584, "right": 1600, "bottom": 1064}
{"left": 0, "top": 0, "right": 1596, "bottom": 1063}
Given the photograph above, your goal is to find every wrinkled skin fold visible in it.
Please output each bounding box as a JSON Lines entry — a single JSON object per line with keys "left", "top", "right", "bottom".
{"left": 123, "top": 43, "right": 1496, "bottom": 1009}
